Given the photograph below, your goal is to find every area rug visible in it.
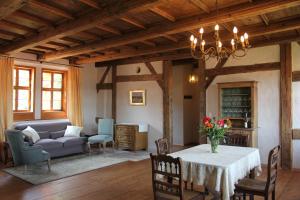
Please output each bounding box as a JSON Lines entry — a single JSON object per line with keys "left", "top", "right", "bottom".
{"left": 3, "top": 150, "right": 149, "bottom": 185}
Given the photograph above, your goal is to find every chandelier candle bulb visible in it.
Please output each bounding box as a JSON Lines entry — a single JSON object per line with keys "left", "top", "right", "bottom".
{"left": 233, "top": 26, "right": 238, "bottom": 40}
{"left": 244, "top": 33, "right": 249, "bottom": 46}
{"left": 240, "top": 36, "right": 245, "bottom": 48}
{"left": 201, "top": 40, "right": 205, "bottom": 51}
{"left": 231, "top": 39, "right": 235, "bottom": 51}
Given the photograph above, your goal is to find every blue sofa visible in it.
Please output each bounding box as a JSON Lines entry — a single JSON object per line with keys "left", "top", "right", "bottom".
{"left": 14, "top": 121, "right": 87, "bottom": 158}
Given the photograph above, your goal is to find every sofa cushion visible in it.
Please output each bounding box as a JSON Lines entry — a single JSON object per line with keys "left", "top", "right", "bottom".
{"left": 38, "top": 131, "right": 50, "bottom": 139}
{"left": 50, "top": 130, "right": 65, "bottom": 139}
{"left": 35, "top": 139, "right": 63, "bottom": 149}
{"left": 14, "top": 121, "right": 71, "bottom": 132}
{"left": 56, "top": 137, "right": 85, "bottom": 147}
{"left": 22, "top": 126, "right": 40, "bottom": 143}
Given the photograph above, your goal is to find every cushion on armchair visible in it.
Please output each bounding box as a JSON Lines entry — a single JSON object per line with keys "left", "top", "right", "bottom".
{"left": 22, "top": 126, "right": 40, "bottom": 143}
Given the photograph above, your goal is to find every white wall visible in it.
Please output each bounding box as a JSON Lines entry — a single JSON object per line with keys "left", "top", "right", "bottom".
{"left": 96, "top": 62, "right": 163, "bottom": 152}
{"left": 12, "top": 52, "right": 98, "bottom": 133}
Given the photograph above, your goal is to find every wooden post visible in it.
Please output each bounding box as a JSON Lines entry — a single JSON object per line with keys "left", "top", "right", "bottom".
{"left": 280, "top": 43, "right": 293, "bottom": 169}
{"left": 112, "top": 65, "right": 117, "bottom": 120}
{"left": 197, "top": 59, "right": 207, "bottom": 144}
{"left": 163, "top": 60, "right": 173, "bottom": 149}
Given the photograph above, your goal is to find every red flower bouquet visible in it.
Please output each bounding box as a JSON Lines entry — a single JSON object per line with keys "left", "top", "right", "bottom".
{"left": 200, "top": 117, "right": 231, "bottom": 153}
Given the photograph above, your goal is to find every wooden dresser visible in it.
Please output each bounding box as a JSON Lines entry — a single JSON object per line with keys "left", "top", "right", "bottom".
{"left": 115, "top": 124, "right": 148, "bottom": 151}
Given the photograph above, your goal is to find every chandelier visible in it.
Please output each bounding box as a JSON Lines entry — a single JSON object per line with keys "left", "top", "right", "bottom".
{"left": 189, "top": 0, "right": 250, "bottom": 61}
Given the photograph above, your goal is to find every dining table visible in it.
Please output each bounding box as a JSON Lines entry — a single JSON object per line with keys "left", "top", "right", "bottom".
{"left": 169, "top": 144, "right": 262, "bottom": 200}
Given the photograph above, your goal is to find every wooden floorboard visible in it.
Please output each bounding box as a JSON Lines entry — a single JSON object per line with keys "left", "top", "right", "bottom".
{"left": 0, "top": 159, "right": 300, "bottom": 200}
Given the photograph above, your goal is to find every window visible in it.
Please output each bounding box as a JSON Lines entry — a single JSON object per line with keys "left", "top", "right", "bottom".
{"left": 13, "top": 66, "right": 35, "bottom": 121}
{"left": 13, "top": 66, "right": 34, "bottom": 112}
{"left": 41, "top": 69, "right": 66, "bottom": 115}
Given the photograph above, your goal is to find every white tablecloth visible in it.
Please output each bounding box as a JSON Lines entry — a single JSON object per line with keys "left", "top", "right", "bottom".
{"left": 169, "top": 144, "right": 261, "bottom": 200}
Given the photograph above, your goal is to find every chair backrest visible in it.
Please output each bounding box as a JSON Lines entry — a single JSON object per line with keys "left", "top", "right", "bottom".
{"left": 225, "top": 134, "right": 250, "bottom": 147}
{"left": 266, "top": 145, "right": 280, "bottom": 192}
{"left": 98, "top": 118, "right": 114, "bottom": 135}
{"left": 5, "top": 130, "right": 26, "bottom": 166}
{"left": 150, "top": 153, "right": 183, "bottom": 200}
{"left": 155, "top": 138, "right": 169, "bottom": 155}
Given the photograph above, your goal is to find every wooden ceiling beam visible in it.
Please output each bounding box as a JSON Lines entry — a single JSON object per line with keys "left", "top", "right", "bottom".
{"left": 260, "top": 14, "right": 270, "bottom": 26}
{"left": 0, "top": 0, "right": 27, "bottom": 20}
{"left": 120, "top": 16, "right": 146, "bottom": 29}
{"left": 79, "top": 0, "right": 100, "bottom": 9}
{"left": 14, "top": 10, "right": 53, "bottom": 27}
{"left": 28, "top": 0, "right": 74, "bottom": 19}
{"left": 141, "top": 40, "right": 156, "bottom": 47}
{"left": 189, "top": 0, "right": 210, "bottom": 13}
{"left": 0, "top": 0, "right": 159, "bottom": 54}
{"left": 95, "top": 51, "right": 191, "bottom": 67}
{"left": 41, "top": 0, "right": 300, "bottom": 61}
{"left": 0, "top": 20, "right": 36, "bottom": 34}
{"left": 76, "top": 17, "right": 300, "bottom": 64}
{"left": 163, "top": 35, "right": 178, "bottom": 42}
{"left": 97, "top": 24, "right": 122, "bottom": 35}
{"left": 149, "top": 7, "right": 176, "bottom": 22}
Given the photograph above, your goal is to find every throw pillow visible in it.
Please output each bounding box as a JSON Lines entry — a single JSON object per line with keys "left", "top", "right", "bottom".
{"left": 22, "top": 126, "right": 40, "bottom": 143}
{"left": 64, "top": 126, "right": 82, "bottom": 137}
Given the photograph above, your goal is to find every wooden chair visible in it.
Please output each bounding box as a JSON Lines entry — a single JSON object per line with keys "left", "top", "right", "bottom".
{"left": 155, "top": 138, "right": 169, "bottom": 155}
{"left": 233, "top": 145, "right": 280, "bottom": 200}
{"left": 224, "top": 134, "right": 250, "bottom": 147}
{"left": 150, "top": 153, "right": 204, "bottom": 200}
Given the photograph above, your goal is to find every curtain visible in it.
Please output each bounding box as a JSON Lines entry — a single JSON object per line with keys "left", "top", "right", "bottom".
{"left": 67, "top": 66, "right": 83, "bottom": 126}
{"left": 0, "top": 57, "right": 14, "bottom": 143}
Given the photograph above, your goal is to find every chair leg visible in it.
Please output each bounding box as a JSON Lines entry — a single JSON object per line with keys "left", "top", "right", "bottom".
{"left": 103, "top": 142, "right": 107, "bottom": 152}
{"left": 265, "top": 193, "right": 269, "bottom": 200}
{"left": 112, "top": 141, "right": 115, "bottom": 152}
{"left": 184, "top": 181, "right": 187, "bottom": 189}
{"left": 47, "top": 159, "right": 51, "bottom": 172}
{"left": 87, "top": 142, "right": 91, "bottom": 154}
{"left": 272, "top": 189, "right": 275, "bottom": 200}
{"left": 243, "top": 193, "right": 246, "bottom": 200}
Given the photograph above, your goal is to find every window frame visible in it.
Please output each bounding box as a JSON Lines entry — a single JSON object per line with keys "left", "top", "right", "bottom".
{"left": 13, "top": 66, "right": 35, "bottom": 121}
{"left": 41, "top": 68, "right": 67, "bottom": 119}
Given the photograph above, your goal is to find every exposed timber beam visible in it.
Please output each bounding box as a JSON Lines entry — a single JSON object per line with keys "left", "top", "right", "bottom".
{"left": 163, "top": 60, "right": 173, "bottom": 148}
{"left": 112, "top": 65, "right": 116, "bottom": 120}
{"left": 97, "top": 24, "right": 122, "bottom": 35}
{"left": 28, "top": 0, "right": 74, "bottom": 19}
{"left": 0, "top": 20, "right": 36, "bottom": 34}
{"left": 205, "top": 58, "right": 228, "bottom": 89}
{"left": 120, "top": 16, "right": 146, "bottom": 29}
{"left": 76, "top": 27, "right": 300, "bottom": 64}
{"left": 79, "top": 0, "right": 100, "bottom": 9}
{"left": 293, "top": 71, "right": 300, "bottom": 82}
{"left": 42, "top": 0, "right": 300, "bottom": 61}
{"left": 149, "top": 7, "right": 176, "bottom": 22}
{"left": 292, "top": 129, "right": 300, "bottom": 139}
{"left": 197, "top": 59, "right": 206, "bottom": 144}
{"left": 205, "top": 62, "right": 280, "bottom": 77}
{"left": 0, "top": 0, "right": 27, "bottom": 20}
{"left": 14, "top": 10, "right": 53, "bottom": 27}
{"left": 95, "top": 51, "right": 191, "bottom": 67}
{"left": 116, "top": 74, "right": 162, "bottom": 82}
{"left": 163, "top": 35, "right": 178, "bottom": 42}
{"left": 145, "top": 62, "right": 163, "bottom": 89}
{"left": 260, "top": 14, "right": 270, "bottom": 26}
{"left": 0, "top": 0, "right": 159, "bottom": 54}
{"left": 280, "top": 43, "right": 293, "bottom": 170}
{"left": 96, "top": 66, "right": 111, "bottom": 92}
{"left": 189, "top": 0, "right": 210, "bottom": 13}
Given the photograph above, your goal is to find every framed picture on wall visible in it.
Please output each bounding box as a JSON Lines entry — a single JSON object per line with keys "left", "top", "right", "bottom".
{"left": 129, "top": 90, "right": 146, "bottom": 106}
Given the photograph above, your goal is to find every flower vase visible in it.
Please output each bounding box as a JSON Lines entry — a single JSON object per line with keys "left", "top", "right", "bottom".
{"left": 210, "top": 139, "right": 219, "bottom": 153}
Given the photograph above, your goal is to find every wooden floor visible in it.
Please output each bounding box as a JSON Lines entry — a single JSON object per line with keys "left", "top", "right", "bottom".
{"left": 0, "top": 158, "right": 300, "bottom": 200}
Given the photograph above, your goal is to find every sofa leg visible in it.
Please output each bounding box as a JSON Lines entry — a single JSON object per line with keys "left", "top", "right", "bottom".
{"left": 47, "top": 159, "right": 51, "bottom": 172}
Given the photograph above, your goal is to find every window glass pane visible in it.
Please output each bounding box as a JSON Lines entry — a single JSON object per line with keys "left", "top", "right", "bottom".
{"left": 13, "top": 69, "right": 16, "bottom": 86}
{"left": 17, "top": 89, "right": 29, "bottom": 110}
{"left": 53, "top": 73, "right": 63, "bottom": 89}
{"left": 42, "top": 91, "right": 51, "bottom": 110}
{"left": 13, "top": 89, "right": 16, "bottom": 111}
{"left": 43, "top": 72, "right": 52, "bottom": 88}
{"left": 53, "top": 91, "right": 62, "bottom": 110}
{"left": 19, "top": 69, "right": 30, "bottom": 87}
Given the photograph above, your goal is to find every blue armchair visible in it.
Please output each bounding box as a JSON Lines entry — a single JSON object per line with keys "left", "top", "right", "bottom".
{"left": 5, "top": 130, "right": 51, "bottom": 171}
{"left": 88, "top": 118, "right": 114, "bottom": 152}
